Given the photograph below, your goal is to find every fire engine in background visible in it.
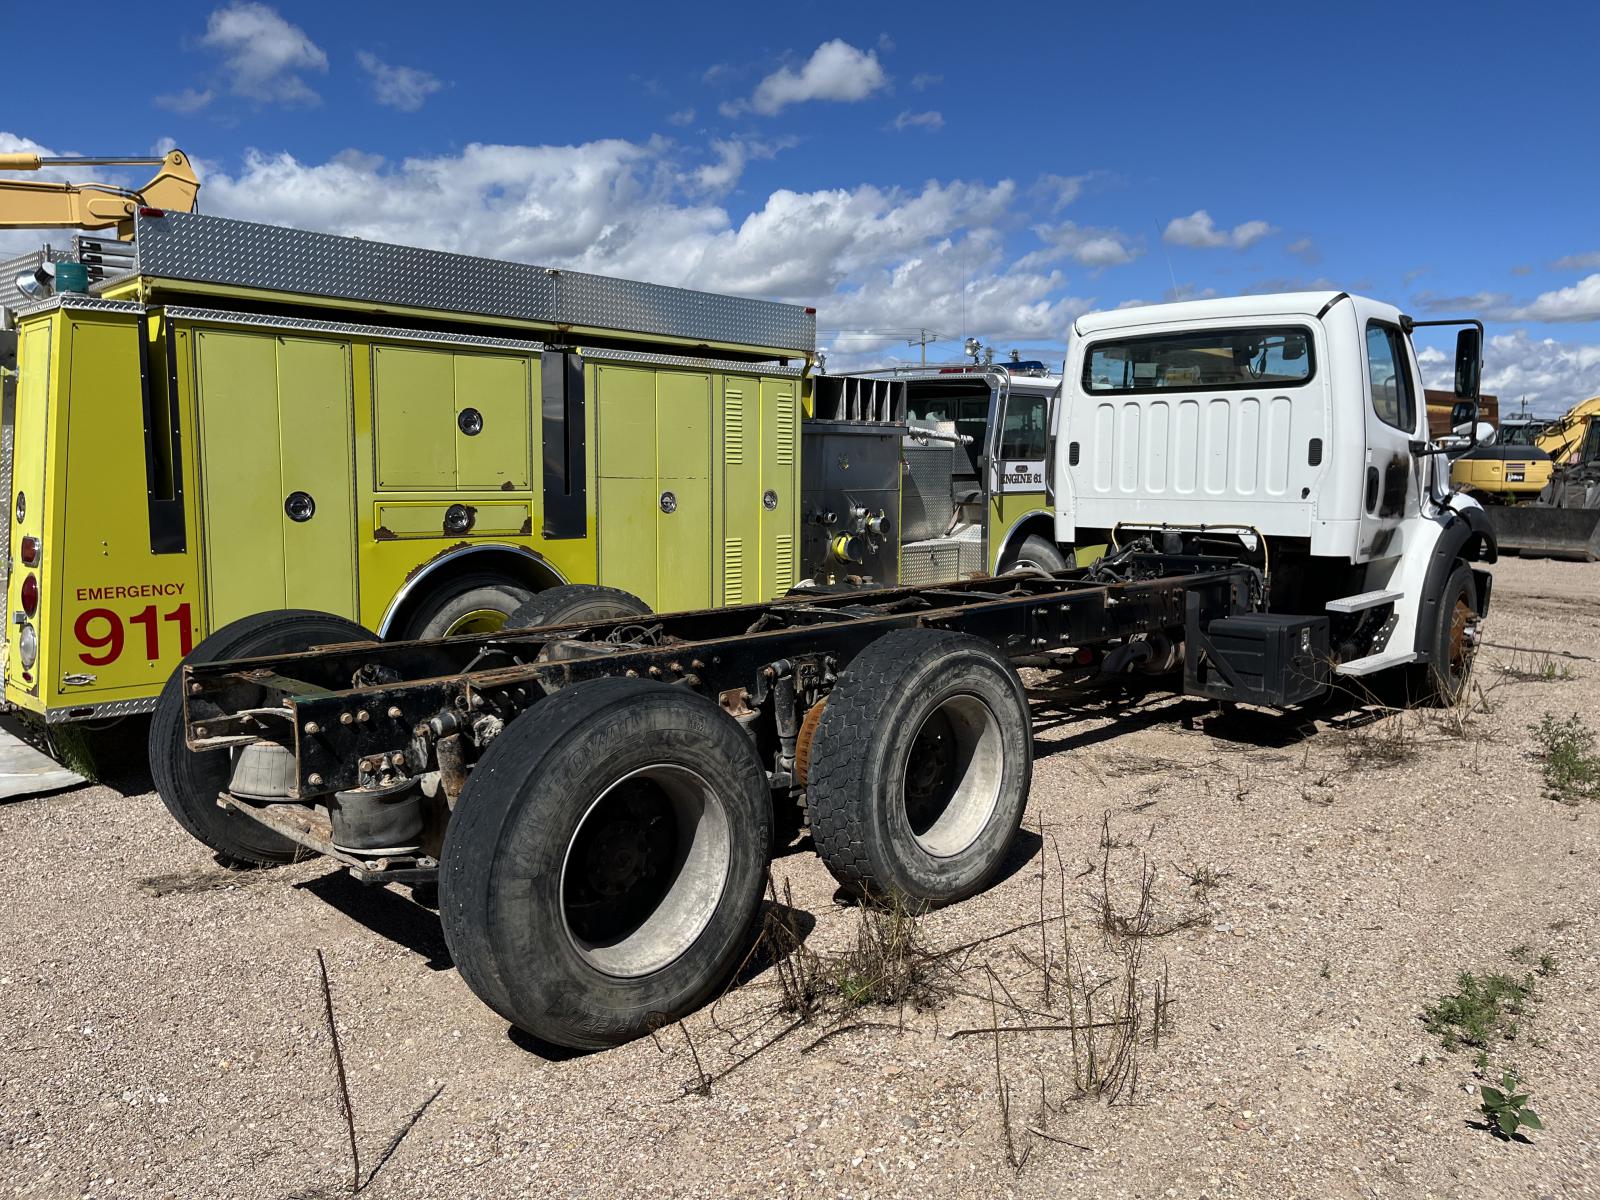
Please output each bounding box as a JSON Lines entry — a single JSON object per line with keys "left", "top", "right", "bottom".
{"left": 1, "top": 152, "right": 810, "bottom": 736}
{"left": 800, "top": 358, "right": 1076, "bottom": 592}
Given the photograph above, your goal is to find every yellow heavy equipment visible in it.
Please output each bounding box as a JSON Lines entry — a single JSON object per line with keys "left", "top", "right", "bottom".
{"left": 0, "top": 149, "right": 200, "bottom": 235}
{"left": 1481, "top": 397, "right": 1600, "bottom": 561}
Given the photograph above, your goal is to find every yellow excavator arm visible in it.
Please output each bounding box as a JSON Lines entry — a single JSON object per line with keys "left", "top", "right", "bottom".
{"left": 0, "top": 148, "right": 199, "bottom": 238}
{"left": 1536, "top": 396, "right": 1600, "bottom": 464}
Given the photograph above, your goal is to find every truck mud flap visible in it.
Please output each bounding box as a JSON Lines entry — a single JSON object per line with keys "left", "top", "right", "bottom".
{"left": 1489, "top": 506, "right": 1600, "bottom": 563}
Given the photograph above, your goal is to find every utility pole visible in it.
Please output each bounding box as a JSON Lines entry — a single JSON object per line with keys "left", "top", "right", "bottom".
{"left": 907, "top": 328, "right": 943, "bottom": 365}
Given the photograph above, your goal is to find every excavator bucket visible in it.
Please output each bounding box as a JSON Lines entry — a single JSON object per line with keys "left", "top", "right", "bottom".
{"left": 1489, "top": 504, "right": 1600, "bottom": 562}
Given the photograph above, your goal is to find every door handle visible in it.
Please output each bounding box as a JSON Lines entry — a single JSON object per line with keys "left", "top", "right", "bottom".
{"left": 284, "top": 491, "right": 316, "bottom": 522}
{"left": 659, "top": 490, "right": 677, "bottom": 514}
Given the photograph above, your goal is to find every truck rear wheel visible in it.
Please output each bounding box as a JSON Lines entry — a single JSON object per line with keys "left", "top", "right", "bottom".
{"left": 806, "top": 629, "right": 1032, "bottom": 906}
{"left": 149, "top": 610, "right": 376, "bottom": 867}
{"left": 438, "top": 677, "right": 771, "bottom": 1048}
{"left": 1409, "top": 562, "right": 1479, "bottom": 706}
{"left": 506, "top": 584, "right": 651, "bottom": 630}
{"left": 398, "top": 572, "right": 536, "bottom": 640}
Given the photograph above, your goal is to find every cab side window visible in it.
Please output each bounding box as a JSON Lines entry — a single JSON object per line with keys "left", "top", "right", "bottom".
{"left": 1365, "top": 322, "right": 1417, "bottom": 433}
{"left": 998, "top": 394, "right": 1048, "bottom": 460}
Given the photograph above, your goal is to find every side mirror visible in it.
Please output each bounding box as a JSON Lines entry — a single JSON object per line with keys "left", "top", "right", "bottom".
{"left": 1474, "top": 421, "right": 1495, "bottom": 446}
{"left": 1454, "top": 327, "right": 1481, "bottom": 399}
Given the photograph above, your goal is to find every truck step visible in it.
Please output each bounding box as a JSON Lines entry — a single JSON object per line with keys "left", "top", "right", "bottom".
{"left": 1334, "top": 648, "right": 1418, "bottom": 676}
{"left": 1325, "top": 589, "right": 1403, "bottom": 614}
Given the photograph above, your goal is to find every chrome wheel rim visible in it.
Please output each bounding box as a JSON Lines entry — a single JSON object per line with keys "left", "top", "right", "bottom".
{"left": 560, "top": 764, "right": 731, "bottom": 978}
{"left": 901, "top": 694, "right": 1004, "bottom": 858}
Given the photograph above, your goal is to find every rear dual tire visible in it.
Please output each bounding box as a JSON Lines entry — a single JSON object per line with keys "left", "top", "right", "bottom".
{"left": 439, "top": 678, "right": 771, "bottom": 1049}
{"left": 806, "top": 629, "right": 1033, "bottom": 907}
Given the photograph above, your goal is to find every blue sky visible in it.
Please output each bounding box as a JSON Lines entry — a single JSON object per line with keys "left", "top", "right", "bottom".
{"left": 5, "top": 1, "right": 1600, "bottom": 413}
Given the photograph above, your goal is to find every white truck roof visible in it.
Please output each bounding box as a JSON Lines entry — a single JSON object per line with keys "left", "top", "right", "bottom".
{"left": 1074, "top": 291, "right": 1357, "bottom": 336}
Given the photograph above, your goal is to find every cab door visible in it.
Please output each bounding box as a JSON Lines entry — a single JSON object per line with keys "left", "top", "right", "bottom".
{"left": 194, "top": 329, "right": 357, "bottom": 627}
{"left": 985, "top": 382, "right": 1053, "bottom": 569}
{"left": 1354, "top": 304, "right": 1422, "bottom": 560}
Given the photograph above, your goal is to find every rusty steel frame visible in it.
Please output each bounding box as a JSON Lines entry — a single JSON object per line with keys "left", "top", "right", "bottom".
{"left": 182, "top": 555, "right": 1252, "bottom": 806}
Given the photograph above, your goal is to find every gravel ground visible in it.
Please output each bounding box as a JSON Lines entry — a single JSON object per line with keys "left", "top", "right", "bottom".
{"left": 3, "top": 556, "right": 1598, "bottom": 1199}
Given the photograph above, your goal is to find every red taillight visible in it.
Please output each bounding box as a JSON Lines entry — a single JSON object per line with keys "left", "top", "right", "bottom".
{"left": 20, "top": 572, "right": 38, "bottom": 616}
{"left": 19, "top": 536, "right": 39, "bottom": 566}
{"left": 1074, "top": 647, "right": 1096, "bottom": 665}
{"left": 138, "top": 206, "right": 165, "bottom": 218}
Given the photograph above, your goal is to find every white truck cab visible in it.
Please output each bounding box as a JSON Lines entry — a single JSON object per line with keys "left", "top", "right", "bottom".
{"left": 1055, "top": 291, "right": 1496, "bottom": 697}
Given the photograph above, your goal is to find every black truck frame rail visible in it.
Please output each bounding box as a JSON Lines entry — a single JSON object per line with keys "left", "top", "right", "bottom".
{"left": 184, "top": 552, "right": 1254, "bottom": 802}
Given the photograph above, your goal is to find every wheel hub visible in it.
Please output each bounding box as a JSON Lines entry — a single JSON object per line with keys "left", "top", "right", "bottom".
{"left": 898, "top": 693, "right": 1005, "bottom": 859}
{"left": 560, "top": 764, "right": 732, "bottom": 978}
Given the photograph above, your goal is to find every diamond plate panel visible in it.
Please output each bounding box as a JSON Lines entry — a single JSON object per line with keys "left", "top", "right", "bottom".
{"left": 46, "top": 696, "right": 159, "bottom": 723}
{"left": 901, "top": 443, "right": 956, "bottom": 543}
{"left": 134, "top": 211, "right": 815, "bottom": 356}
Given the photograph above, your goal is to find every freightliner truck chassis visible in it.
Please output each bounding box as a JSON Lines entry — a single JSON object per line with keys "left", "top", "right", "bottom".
{"left": 151, "top": 291, "right": 1497, "bottom": 1050}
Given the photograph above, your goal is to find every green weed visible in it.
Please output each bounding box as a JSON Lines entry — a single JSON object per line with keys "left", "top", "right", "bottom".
{"left": 1423, "top": 971, "right": 1533, "bottom": 1053}
{"left": 1480, "top": 1071, "right": 1543, "bottom": 1142}
{"left": 1529, "top": 713, "right": 1600, "bottom": 804}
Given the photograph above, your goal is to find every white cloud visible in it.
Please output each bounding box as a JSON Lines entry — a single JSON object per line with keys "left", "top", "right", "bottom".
{"left": 1552, "top": 251, "right": 1600, "bottom": 271}
{"left": 1163, "top": 209, "right": 1276, "bottom": 250}
{"left": 1037, "top": 173, "right": 1091, "bottom": 213}
{"left": 1501, "top": 274, "right": 1600, "bottom": 323}
{"left": 187, "top": 137, "right": 1089, "bottom": 371}
{"left": 356, "top": 51, "right": 443, "bottom": 112}
{"left": 890, "top": 110, "right": 943, "bottom": 132}
{"left": 201, "top": 2, "right": 327, "bottom": 105}
{"left": 1285, "top": 237, "right": 1318, "bottom": 264}
{"left": 666, "top": 108, "right": 696, "bottom": 127}
{"left": 692, "top": 136, "right": 791, "bottom": 194}
{"left": 728, "top": 39, "right": 887, "bottom": 117}
{"left": 154, "top": 87, "right": 215, "bottom": 114}
{"left": 911, "top": 73, "right": 942, "bottom": 91}
{"left": 1018, "top": 221, "right": 1139, "bottom": 269}
{"left": 1418, "top": 329, "right": 1600, "bottom": 417}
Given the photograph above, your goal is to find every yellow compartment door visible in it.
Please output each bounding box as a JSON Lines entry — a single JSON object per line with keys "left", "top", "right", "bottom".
{"left": 196, "top": 331, "right": 356, "bottom": 627}
{"left": 655, "top": 373, "right": 712, "bottom": 613}
{"left": 760, "top": 379, "right": 798, "bottom": 598}
{"left": 719, "top": 376, "right": 758, "bottom": 607}
{"left": 594, "top": 365, "right": 658, "bottom": 604}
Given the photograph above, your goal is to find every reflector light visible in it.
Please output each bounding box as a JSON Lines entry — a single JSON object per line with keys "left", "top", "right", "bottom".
{"left": 19, "top": 536, "right": 38, "bottom": 566}
{"left": 20, "top": 572, "right": 38, "bottom": 616}
{"left": 138, "top": 207, "right": 165, "bottom": 218}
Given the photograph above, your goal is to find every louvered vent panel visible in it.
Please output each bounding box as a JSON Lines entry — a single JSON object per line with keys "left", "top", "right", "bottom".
{"left": 773, "top": 534, "right": 794, "bottom": 593}
{"left": 723, "top": 538, "right": 744, "bottom": 605}
{"left": 775, "top": 395, "right": 795, "bottom": 465}
{"left": 724, "top": 391, "right": 744, "bottom": 464}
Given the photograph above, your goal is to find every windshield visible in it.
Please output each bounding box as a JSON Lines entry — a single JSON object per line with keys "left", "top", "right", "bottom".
{"left": 1084, "top": 326, "right": 1314, "bottom": 394}
{"left": 1499, "top": 422, "right": 1539, "bottom": 446}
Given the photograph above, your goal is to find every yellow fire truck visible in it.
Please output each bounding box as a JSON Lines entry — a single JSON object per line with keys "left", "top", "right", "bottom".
{"left": 1, "top": 157, "right": 811, "bottom": 729}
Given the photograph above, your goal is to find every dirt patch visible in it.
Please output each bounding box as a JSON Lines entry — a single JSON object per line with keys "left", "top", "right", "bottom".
{"left": 1, "top": 556, "right": 1597, "bottom": 1199}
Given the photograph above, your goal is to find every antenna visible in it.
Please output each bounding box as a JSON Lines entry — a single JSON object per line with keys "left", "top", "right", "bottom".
{"left": 1156, "top": 219, "right": 1178, "bottom": 297}
{"left": 907, "top": 328, "right": 943, "bottom": 365}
